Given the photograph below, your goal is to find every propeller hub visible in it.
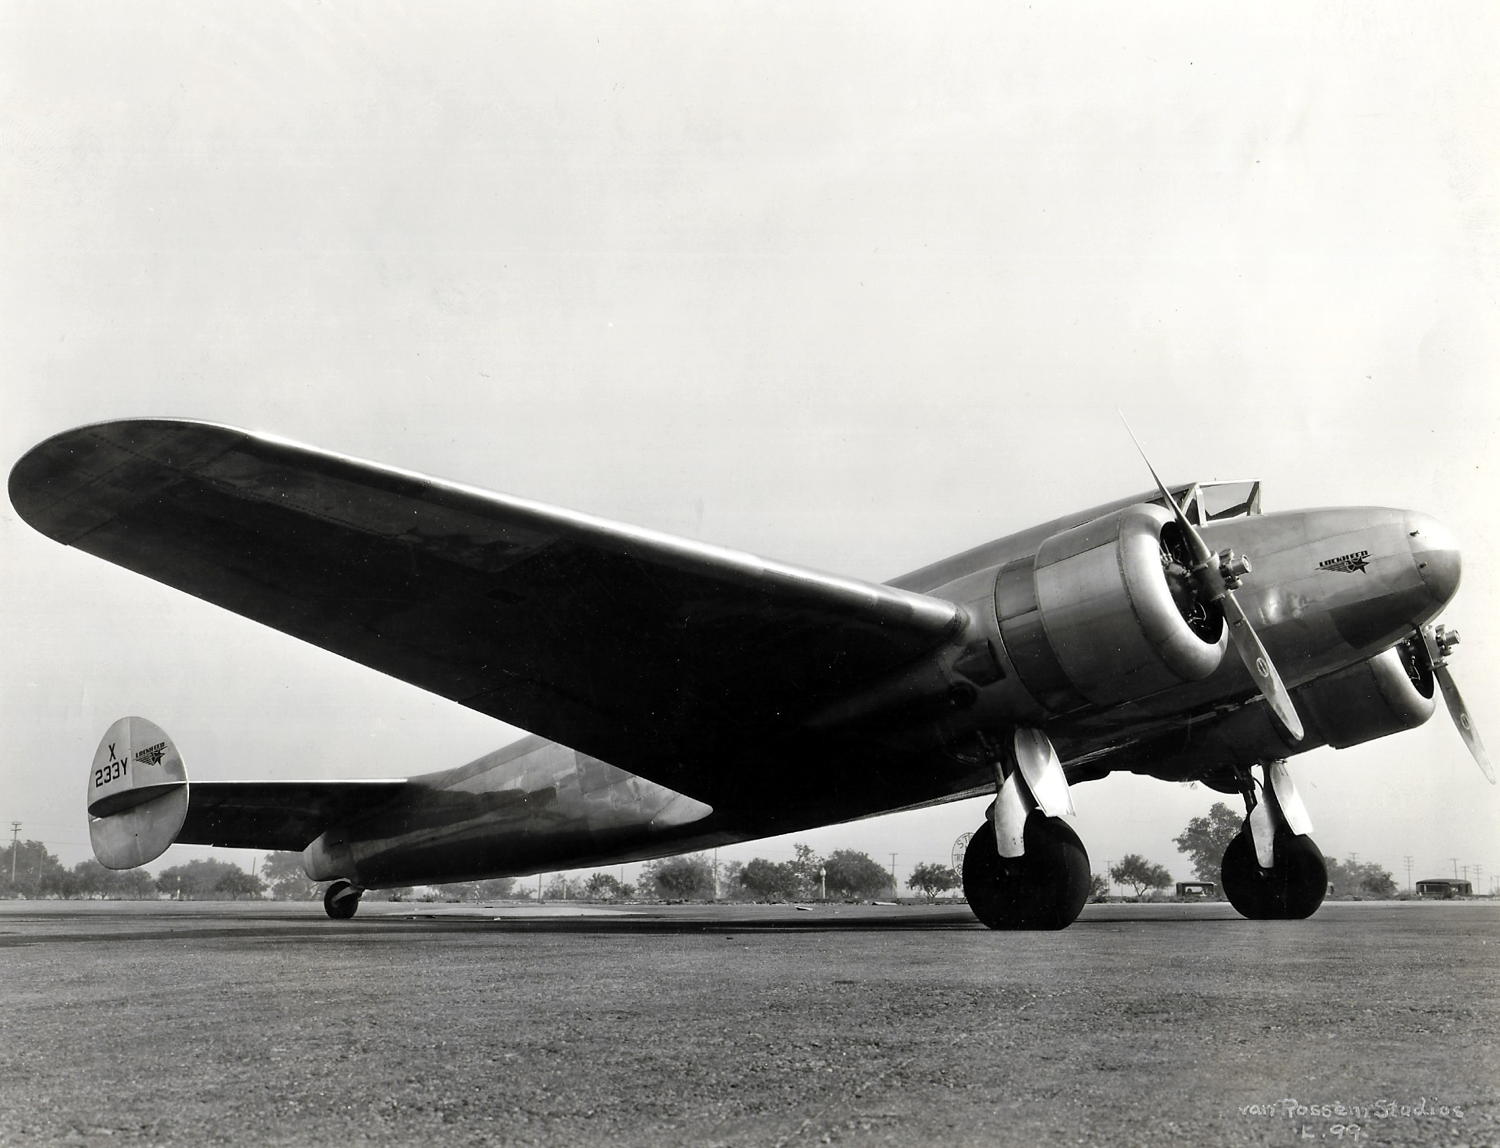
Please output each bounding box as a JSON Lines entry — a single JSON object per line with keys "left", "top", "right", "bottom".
{"left": 1218, "top": 549, "right": 1252, "bottom": 590}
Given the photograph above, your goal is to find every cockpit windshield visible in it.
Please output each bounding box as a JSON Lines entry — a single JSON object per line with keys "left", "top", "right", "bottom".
{"left": 1150, "top": 480, "right": 1261, "bottom": 524}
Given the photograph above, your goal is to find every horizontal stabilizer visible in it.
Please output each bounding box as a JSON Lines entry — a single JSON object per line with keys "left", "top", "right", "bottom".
{"left": 88, "top": 716, "right": 411, "bottom": 864}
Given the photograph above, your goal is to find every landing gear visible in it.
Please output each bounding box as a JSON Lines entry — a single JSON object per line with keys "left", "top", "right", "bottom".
{"left": 963, "top": 727, "right": 1089, "bottom": 930}
{"left": 1220, "top": 829, "right": 1327, "bottom": 920}
{"left": 1220, "top": 760, "right": 1327, "bottom": 921}
{"left": 323, "top": 879, "right": 363, "bottom": 920}
{"left": 963, "top": 814, "right": 1091, "bottom": 930}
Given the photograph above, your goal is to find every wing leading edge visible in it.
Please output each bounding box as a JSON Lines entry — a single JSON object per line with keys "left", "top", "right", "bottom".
{"left": 13, "top": 420, "right": 965, "bottom": 805}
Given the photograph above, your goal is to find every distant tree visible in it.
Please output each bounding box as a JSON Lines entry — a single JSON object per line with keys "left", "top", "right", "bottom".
{"left": 542, "top": 875, "right": 570, "bottom": 900}
{"left": 1110, "top": 854, "right": 1173, "bottom": 898}
{"left": 73, "top": 864, "right": 154, "bottom": 900}
{"left": 1173, "top": 803, "right": 1244, "bottom": 882}
{"left": 738, "top": 858, "right": 802, "bottom": 901}
{"left": 1, "top": 839, "right": 68, "bottom": 897}
{"left": 581, "top": 873, "right": 631, "bottom": 902}
{"left": 214, "top": 867, "right": 265, "bottom": 899}
{"left": 908, "top": 862, "right": 959, "bottom": 902}
{"left": 821, "top": 850, "right": 891, "bottom": 899}
{"left": 471, "top": 877, "right": 517, "bottom": 899}
{"left": 68, "top": 860, "right": 123, "bottom": 899}
{"left": 787, "top": 843, "right": 823, "bottom": 900}
{"left": 1360, "top": 869, "right": 1397, "bottom": 898}
{"left": 116, "top": 868, "right": 157, "bottom": 899}
{"left": 1088, "top": 872, "right": 1111, "bottom": 902}
{"left": 362, "top": 887, "right": 414, "bottom": 902}
{"left": 641, "top": 854, "right": 715, "bottom": 900}
{"left": 717, "top": 860, "right": 744, "bottom": 900}
{"left": 427, "top": 878, "right": 515, "bottom": 901}
{"left": 156, "top": 859, "right": 255, "bottom": 900}
{"left": 261, "top": 852, "right": 319, "bottom": 900}
{"left": 1324, "top": 857, "right": 1397, "bottom": 899}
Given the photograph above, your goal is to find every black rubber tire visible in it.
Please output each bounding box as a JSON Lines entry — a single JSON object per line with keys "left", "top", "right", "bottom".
{"left": 963, "top": 815, "right": 1091, "bottom": 930}
{"left": 323, "top": 879, "right": 362, "bottom": 920}
{"left": 1220, "top": 828, "right": 1327, "bottom": 920}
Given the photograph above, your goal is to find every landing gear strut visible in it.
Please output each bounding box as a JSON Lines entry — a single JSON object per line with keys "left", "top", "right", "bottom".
{"left": 323, "top": 879, "right": 363, "bottom": 920}
{"left": 1219, "top": 762, "right": 1327, "bottom": 921}
{"left": 962, "top": 728, "right": 1090, "bottom": 930}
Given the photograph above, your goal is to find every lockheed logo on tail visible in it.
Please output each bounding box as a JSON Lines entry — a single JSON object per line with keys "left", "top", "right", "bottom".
{"left": 133, "top": 741, "right": 167, "bottom": 766}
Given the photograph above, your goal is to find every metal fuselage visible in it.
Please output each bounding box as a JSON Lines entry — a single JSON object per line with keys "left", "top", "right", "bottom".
{"left": 305, "top": 495, "right": 1460, "bottom": 888}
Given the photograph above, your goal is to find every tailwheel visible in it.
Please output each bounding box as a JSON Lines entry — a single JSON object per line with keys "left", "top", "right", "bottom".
{"left": 963, "top": 814, "right": 1091, "bottom": 930}
{"left": 1220, "top": 829, "right": 1327, "bottom": 920}
{"left": 323, "top": 879, "right": 363, "bottom": 920}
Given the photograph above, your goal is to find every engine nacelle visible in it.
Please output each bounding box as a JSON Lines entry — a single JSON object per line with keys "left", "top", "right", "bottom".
{"left": 1296, "top": 640, "right": 1436, "bottom": 749}
{"left": 995, "top": 504, "right": 1227, "bottom": 713}
{"left": 1122, "top": 640, "right": 1440, "bottom": 783}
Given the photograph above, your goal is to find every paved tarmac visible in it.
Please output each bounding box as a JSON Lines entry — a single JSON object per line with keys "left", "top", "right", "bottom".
{"left": 1, "top": 899, "right": 1495, "bottom": 1147}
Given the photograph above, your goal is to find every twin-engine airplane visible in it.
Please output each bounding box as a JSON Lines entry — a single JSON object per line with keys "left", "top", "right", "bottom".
{"left": 10, "top": 419, "right": 1492, "bottom": 928}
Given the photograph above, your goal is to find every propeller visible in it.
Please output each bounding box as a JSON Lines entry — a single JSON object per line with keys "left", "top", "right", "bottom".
{"left": 1123, "top": 421, "right": 1304, "bottom": 742}
{"left": 1417, "top": 624, "right": 1494, "bottom": 784}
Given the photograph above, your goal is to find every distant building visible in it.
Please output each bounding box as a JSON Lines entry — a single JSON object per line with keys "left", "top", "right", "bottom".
{"left": 1414, "top": 879, "right": 1472, "bottom": 898}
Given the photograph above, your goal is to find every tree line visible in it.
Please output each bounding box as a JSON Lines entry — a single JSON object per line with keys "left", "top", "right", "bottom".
{"left": 1, "top": 838, "right": 963, "bottom": 903}
{"left": 2, "top": 808, "right": 1405, "bottom": 904}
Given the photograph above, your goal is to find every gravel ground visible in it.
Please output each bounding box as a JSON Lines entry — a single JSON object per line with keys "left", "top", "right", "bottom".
{"left": 0, "top": 900, "right": 1494, "bottom": 1147}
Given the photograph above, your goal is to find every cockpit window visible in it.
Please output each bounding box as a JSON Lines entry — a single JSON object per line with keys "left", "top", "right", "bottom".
{"left": 1199, "top": 481, "right": 1261, "bottom": 520}
{"left": 1148, "top": 481, "right": 1261, "bottom": 524}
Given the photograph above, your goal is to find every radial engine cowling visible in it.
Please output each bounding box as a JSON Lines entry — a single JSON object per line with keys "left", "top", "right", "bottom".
{"left": 995, "top": 503, "right": 1228, "bottom": 712}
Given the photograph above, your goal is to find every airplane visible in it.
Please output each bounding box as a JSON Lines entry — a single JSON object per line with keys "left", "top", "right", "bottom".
{"left": 9, "top": 418, "right": 1493, "bottom": 929}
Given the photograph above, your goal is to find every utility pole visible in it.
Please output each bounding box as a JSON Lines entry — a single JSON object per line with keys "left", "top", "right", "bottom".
{"left": 8, "top": 822, "right": 19, "bottom": 886}
{"left": 1451, "top": 857, "right": 1460, "bottom": 880}
{"left": 889, "top": 853, "right": 898, "bottom": 898}
{"left": 1403, "top": 856, "right": 1413, "bottom": 892}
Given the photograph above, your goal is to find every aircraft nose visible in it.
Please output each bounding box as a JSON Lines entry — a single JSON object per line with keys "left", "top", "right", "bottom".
{"left": 1407, "top": 511, "right": 1461, "bottom": 607}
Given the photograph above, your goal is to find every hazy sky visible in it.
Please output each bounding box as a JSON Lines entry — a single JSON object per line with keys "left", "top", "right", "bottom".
{"left": 4, "top": 2, "right": 1497, "bottom": 891}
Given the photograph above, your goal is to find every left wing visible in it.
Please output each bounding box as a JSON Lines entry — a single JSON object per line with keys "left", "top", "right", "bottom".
{"left": 14, "top": 419, "right": 966, "bottom": 806}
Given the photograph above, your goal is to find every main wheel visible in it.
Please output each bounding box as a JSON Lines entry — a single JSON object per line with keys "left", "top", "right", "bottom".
{"left": 323, "top": 879, "right": 363, "bottom": 920}
{"left": 1220, "top": 828, "right": 1327, "bottom": 920}
{"left": 963, "top": 815, "right": 1091, "bottom": 930}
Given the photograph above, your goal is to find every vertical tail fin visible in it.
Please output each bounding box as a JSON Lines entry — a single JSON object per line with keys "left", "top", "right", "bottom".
{"left": 88, "top": 716, "right": 188, "bottom": 869}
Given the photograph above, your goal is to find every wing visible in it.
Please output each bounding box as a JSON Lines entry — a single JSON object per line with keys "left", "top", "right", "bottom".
{"left": 178, "top": 781, "right": 411, "bottom": 851}
{"left": 12, "top": 420, "right": 964, "bottom": 804}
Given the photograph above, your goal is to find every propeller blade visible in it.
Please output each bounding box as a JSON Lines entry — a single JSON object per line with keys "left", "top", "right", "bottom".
{"left": 1122, "top": 418, "right": 1214, "bottom": 565}
{"left": 1122, "top": 416, "right": 1303, "bottom": 742}
{"left": 1433, "top": 664, "right": 1495, "bottom": 784}
{"left": 1222, "top": 591, "right": 1304, "bottom": 742}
